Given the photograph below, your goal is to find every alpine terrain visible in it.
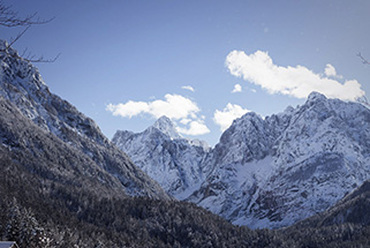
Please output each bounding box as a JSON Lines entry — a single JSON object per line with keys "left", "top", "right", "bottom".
{"left": 112, "top": 116, "right": 210, "bottom": 199}
{"left": 0, "top": 40, "right": 169, "bottom": 200}
{"left": 114, "top": 91, "right": 370, "bottom": 229}
{"left": 1, "top": 40, "right": 370, "bottom": 247}
{"left": 0, "top": 39, "right": 290, "bottom": 248}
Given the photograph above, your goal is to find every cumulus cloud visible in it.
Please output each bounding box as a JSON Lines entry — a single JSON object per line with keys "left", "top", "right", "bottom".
{"left": 177, "top": 120, "right": 210, "bottom": 136}
{"left": 225, "top": 50, "right": 365, "bottom": 101}
{"left": 182, "top": 85, "right": 195, "bottom": 92}
{"left": 106, "top": 94, "right": 199, "bottom": 120}
{"left": 324, "top": 64, "right": 336, "bottom": 77}
{"left": 324, "top": 63, "right": 343, "bottom": 79}
{"left": 213, "top": 103, "right": 250, "bottom": 132}
{"left": 106, "top": 94, "right": 210, "bottom": 136}
{"left": 231, "top": 83, "right": 242, "bottom": 93}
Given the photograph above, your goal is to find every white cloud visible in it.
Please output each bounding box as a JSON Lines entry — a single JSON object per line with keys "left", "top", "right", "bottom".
{"left": 107, "top": 94, "right": 210, "bottom": 136}
{"left": 231, "top": 83, "right": 242, "bottom": 93}
{"left": 106, "top": 100, "right": 149, "bottom": 119}
{"left": 180, "top": 118, "right": 191, "bottom": 125}
{"left": 324, "top": 63, "right": 343, "bottom": 79}
{"left": 107, "top": 94, "right": 199, "bottom": 120}
{"left": 177, "top": 120, "right": 210, "bottom": 136}
{"left": 182, "top": 85, "right": 195, "bottom": 92}
{"left": 225, "top": 50, "right": 365, "bottom": 101}
{"left": 324, "top": 64, "right": 336, "bottom": 77}
{"left": 213, "top": 103, "right": 250, "bottom": 132}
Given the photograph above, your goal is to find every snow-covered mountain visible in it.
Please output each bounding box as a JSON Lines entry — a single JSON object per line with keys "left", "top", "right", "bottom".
{"left": 190, "top": 92, "right": 370, "bottom": 228}
{"left": 112, "top": 116, "right": 209, "bottom": 199}
{"left": 0, "top": 40, "right": 169, "bottom": 200}
{"left": 114, "top": 91, "right": 370, "bottom": 229}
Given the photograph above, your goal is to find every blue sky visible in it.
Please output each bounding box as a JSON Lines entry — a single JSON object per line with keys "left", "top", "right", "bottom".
{"left": 2, "top": 0, "right": 370, "bottom": 146}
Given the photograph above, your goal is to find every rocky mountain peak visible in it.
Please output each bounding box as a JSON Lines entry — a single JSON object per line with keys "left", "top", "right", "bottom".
{"left": 151, "top": 115, "right": 181, "bottom": 140}
{"left": 306, "top": 91, "right": 327, "bottom": 102}
{"left": 111, "top": 88, "right": 370, "bottom": 228}
{"left": 187, "top": 92, "right": 370, "bottom": 229}
{"left": 113, "top": 116, "right": 209, "bottom": 199}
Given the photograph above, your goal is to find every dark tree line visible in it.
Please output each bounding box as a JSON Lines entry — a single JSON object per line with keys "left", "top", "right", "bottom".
{"left": 0, "top": 1, "right": 369, "bottom": 247}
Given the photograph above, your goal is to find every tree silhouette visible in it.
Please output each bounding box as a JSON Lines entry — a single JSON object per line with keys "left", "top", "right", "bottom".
{"left": 0, "top": 1, "right": 58, "bottom": 62}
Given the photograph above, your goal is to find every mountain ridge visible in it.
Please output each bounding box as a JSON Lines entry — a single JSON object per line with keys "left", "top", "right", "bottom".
{"left": 1, "top": 40, "right": 370, "bottom": 247}
{"left": 193, "top": 92, "right": 370, "bottom": 228}
{"left": 113, "top": 116, "right": 210, "bottom": 199}
{"left": 113, "top": 91, "right": 370, "bottom": 228}
{"left": 0, "top": 40, "right": 169, "bottom": 200}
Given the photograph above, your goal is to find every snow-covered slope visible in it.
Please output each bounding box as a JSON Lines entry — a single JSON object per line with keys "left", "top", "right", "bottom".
{"left": 112, "top": 116, "right": 209, "bottom": 199}
{"left": 0, "top": 40, "right": 169, "bottom": 200}
{"left": 190, "top": 92, "right": 370, "bottom": 228}
{"left": 113, "top": 89, "right": 370, "bottom": 229}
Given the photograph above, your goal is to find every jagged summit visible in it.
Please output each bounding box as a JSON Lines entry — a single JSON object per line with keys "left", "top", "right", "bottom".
{"left": 113, "top": 116, "right": 209, "bottom": 199}
{"left": 194, "top": 93, "right": 370, "bottom": 228}
{"left": 306, "top": 91, "right": 327, "bottom": 101}
{"left": 152, "top": 115, "right": 181, "bottom": 139}
{"left": 113, "top": 89, "right": 370, "bottom": 229}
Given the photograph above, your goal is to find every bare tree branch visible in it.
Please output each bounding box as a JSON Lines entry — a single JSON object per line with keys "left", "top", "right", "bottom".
{"left": 0, "top": 1, "right": 57, "bottom": 63}
{"left": 0, "top": 1, "right": 54, "bottom": 27}
{"left": 357, "top": 52, "right": 370, "bottom": 65}
{"left": 7, "top": 25, "right": 31, "bottom": 48}
{"left": 0, "top": 46, "right": 60, "bottom": 63}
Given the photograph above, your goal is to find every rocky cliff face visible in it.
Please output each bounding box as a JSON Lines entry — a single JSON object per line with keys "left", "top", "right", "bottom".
{"left": 114, "top": 90, "right": 370, "bottom": 228}
{"left": 112, "top": 116, "right": 209, "bottom": 199}
{"left": 0, "top": 40, "right": 169, "bottom": 200}
{"left": 191, "top": 92, "right": 370, "bottom": 228}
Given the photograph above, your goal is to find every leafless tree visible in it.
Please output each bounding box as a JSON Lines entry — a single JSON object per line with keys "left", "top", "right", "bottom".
{"left": 0, "top": 1, "right": 52, "bottom": 27}
{"left": 0, "top": 1, "right": 58, "bottom": 62}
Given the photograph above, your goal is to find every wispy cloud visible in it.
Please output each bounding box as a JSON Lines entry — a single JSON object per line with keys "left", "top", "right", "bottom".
{"left": 226, "top": 50, "right": 365, "bottom": 101}
{"left": 231, "top": 83, "right": 242, "bottom": 93}
{"left": 213, "top": 103, "right": 250, "bottom": 132}
{"left": 182, "top": 85, "right": 195, "bottom": 92}
{"left": 106, "top": 94, "right": 209, "bottom": 135}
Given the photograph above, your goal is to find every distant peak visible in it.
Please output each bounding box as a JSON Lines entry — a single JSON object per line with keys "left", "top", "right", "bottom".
{"left": 152, "top": 116, "right": 181, "bottom": 139}
{"left": 154, "top": 116, "right": 172, "bottom": 125}
{"left": 307, "top": 91, "right": 327, "bottom": 102}
{"left": 284, "top": 105, "right": 295, "bottom": 114}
